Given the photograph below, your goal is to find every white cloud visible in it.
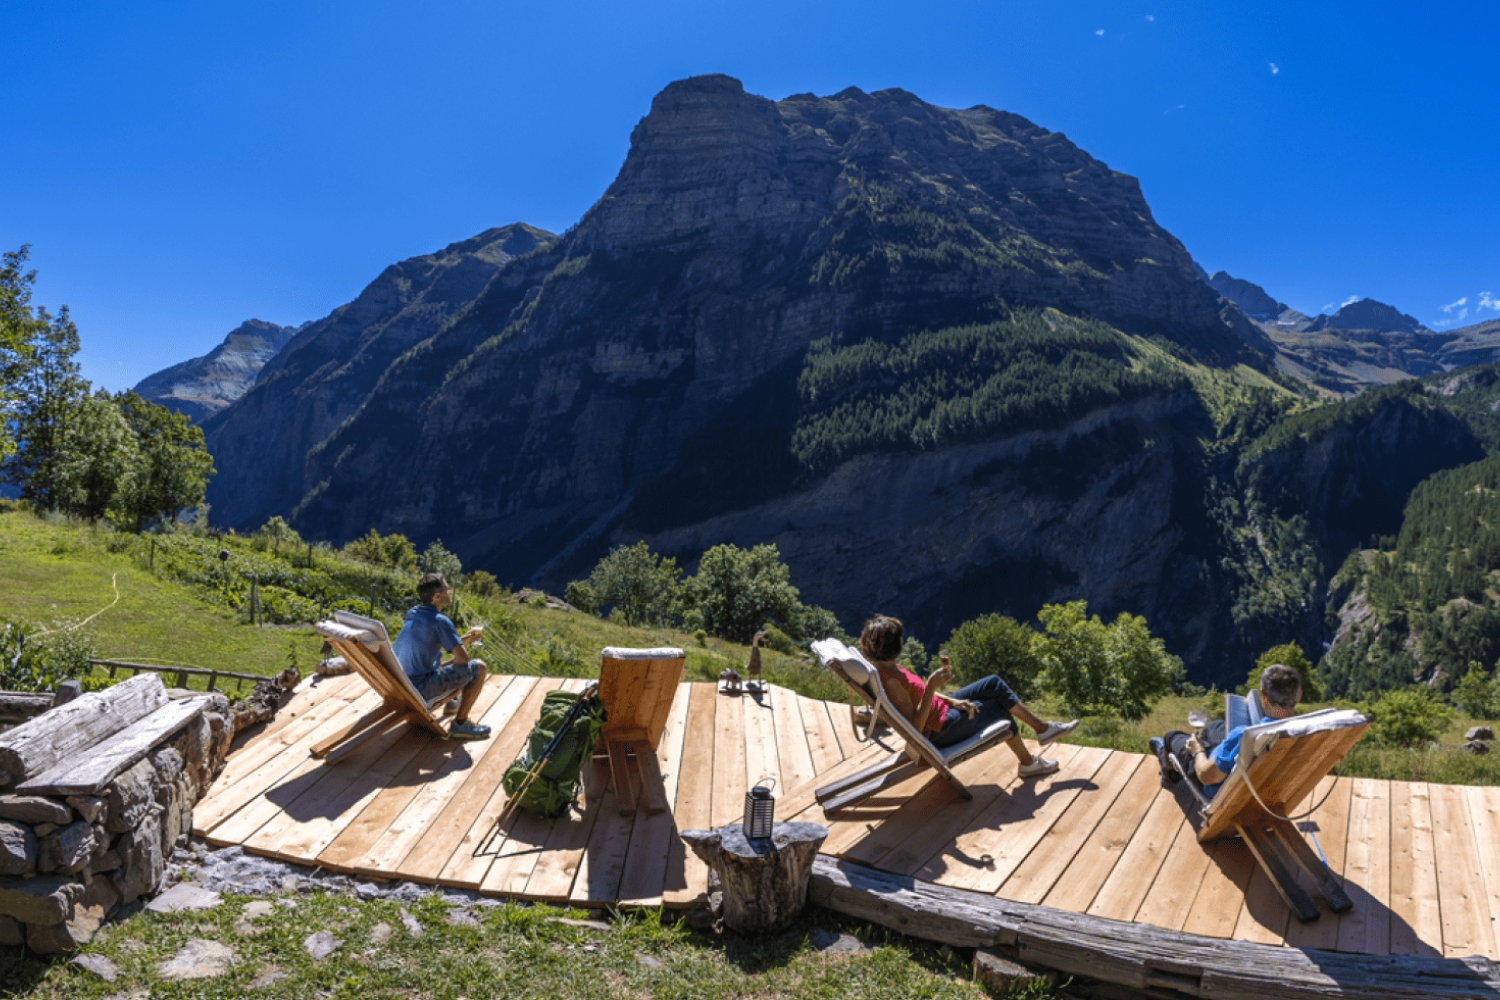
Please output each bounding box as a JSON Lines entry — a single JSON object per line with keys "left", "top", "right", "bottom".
{"left": 1442, "top": 297, "right": 1469, "bottom": 312}
{"left": 1433, "top": 319, "right": 1457, "bottom": 330}
{"left": 1146, "top": 14, "right": 1155, "bottom": 21}
{"left": 1096, "top": 29, "right": 1105, "bottom": 36}
{"left": 1322, "top": 302, "right": 1336, "bottom": 313}
{"left": 1342, "top": 295, "right": 1360, "bottom": 307}
{"left": 1266, "top": 60, "right": 1280, "bottom": 75}
{"left": 1480, "top": 291, "right": 1499, "bottom": 311}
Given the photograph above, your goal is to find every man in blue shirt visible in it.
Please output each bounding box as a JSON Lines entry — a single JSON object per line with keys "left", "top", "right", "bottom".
{"left": 393, "top": 572, "right": 490, "bottom": 740}
{"left": 1150, "top": 663, "right": 1302, "bottom": 797}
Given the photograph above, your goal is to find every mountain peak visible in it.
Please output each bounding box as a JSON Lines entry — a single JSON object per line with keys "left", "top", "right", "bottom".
{"left": 1311, "top": 298, "right": 1427, "bottom": 334}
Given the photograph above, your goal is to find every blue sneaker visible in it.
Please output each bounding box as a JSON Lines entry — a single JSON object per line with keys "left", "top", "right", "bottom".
{"left": 449, "top": 719, "right": 491, "bottom": 740}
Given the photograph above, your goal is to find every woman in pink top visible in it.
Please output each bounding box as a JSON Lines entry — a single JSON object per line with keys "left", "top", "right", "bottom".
{"left": 859, "top": 615, "right": 1078, "bottom": 778}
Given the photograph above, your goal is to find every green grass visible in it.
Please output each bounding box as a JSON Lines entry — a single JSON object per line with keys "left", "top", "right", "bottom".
{"left": 1, "top": 891, "right": 1027, "bottom": 1000}
{"left": 0, "top": 511, "right": 317, "bottom": 690}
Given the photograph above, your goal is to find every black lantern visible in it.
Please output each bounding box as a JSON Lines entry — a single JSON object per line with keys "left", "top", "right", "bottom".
{"left": 743, "top": 777, "right": 775, "bottom": 839}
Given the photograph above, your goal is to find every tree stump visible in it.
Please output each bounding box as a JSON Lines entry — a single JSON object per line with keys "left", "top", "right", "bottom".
{"left": 680, "top": 822, "right": 828, "bottom": 932}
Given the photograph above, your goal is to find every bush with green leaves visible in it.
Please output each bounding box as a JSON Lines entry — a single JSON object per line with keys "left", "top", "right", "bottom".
{"left": 1362, "top": 686, "right": 1453, "bottom": 748}
{"left": 1035, "top": 601, "right": 1182, "bottom": 721}
{"left": 1452, "top": 661, "right": 1500, "bottom": 719}
{"left": 419, "top": 538, "right": 463, "bottom": 579}
{"left": 253, "top": 515, "right": 302, "bottom": 553}
{"left": 941, "top": 613, "right": 1043, "bottom": 698}
{"left": 564, "top": 579, "right": 598, "bottom": 614}
{"left": 1247, "top": 642, "right": 1323, "bottom": 702}
{"left": 581, "top": 540, "right": 682, "bottom": 627}
{"left": 0, "top": 618, "right": 103, "bottom": 693}
{"left": 688, "top": 542, "right": 802, "bottom": 644}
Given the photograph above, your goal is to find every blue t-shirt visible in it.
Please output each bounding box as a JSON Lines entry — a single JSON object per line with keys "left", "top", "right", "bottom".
{"left": 392, "top": 603, "right": 461, "bottom": 681}
{"left": 1203, "top": 714, "right": 1274, "bottom": 799}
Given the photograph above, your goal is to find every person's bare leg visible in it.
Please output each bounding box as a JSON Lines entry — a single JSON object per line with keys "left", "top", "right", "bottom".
{"left": 1005, "top": 733, "right": 1036, "bottom": 766}
{"left": 455, "top": 660, "right": 486, "bottom": 722}
{"left": 1011, "top": 701, "right": 1048, "bottom": 735}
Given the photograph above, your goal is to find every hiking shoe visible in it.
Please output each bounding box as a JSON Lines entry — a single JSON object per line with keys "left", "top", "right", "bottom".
{"left": 1150, "top": 736, "right": 1180, "bottom": 787}
{"left": 1018, "top": 756, "right": 1059, "bottom": 778}
{"left": 1035, "top": 720, "right": 1079, "bottom": 745}
{"left": 448, "top": 719, "right": 491, "bottom": 740}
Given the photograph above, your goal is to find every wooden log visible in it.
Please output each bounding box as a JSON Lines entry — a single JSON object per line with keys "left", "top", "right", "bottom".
{"left": 809, "top": 856, "right": 1500, "bottom": 999}
{"left": 0, "top": 693, "right": 53, "bottom": 723}
{"left": 681, "top": 822, "right": 827, "bottom": 932}
{"left": 0, "top": 673, "right": 168, "bottom": 786}
{"left": 18, "top": 695, "right": 213, "bottom": 795}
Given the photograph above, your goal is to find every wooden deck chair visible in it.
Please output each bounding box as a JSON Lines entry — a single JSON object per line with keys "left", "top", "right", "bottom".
{"left": 811, "top": 639, "right": 1013, "bottom": 812}
{"left": 310, "top": 610, "right": 453, "bottom": 761}
{"left": 594, "top": 646, "right": 684, "bottom": 815}
{"left": 1171, "top": 693, "right": 1370, "bottom": 922}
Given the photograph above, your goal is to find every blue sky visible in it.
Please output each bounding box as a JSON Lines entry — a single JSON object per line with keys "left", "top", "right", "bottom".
{"left": 6, "top": 1, "right": 1497, "bottom": 392}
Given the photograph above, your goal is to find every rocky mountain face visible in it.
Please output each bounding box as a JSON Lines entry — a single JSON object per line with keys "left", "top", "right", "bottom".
{"left": 196, "top": 75, "right": 1485, "bottom": 683}
{"left": 133, "top": 320, "right": 301, "bottom": 422}
{"left": 1205, "top": 270, "right": 1309, "bottom": 328}
{"left": 201, "top": 224, "right": 556, "bottom": 528}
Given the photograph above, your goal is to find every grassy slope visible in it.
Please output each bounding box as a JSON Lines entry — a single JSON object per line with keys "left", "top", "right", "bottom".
{"left": 0, "top": 511, "right": 317, "bottom": 687}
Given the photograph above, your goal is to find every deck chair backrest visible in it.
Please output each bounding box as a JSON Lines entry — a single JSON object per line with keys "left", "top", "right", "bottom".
{"left": 598, "top": 646, "right": 684, "bottom": 751}
{"left": 331, "top": 609, "right": 442, "bottom": 711}
{"left": 811, "top": 639, "right": 1010, "bottom": 773}
{"left": 1199, "top": 707, "right": 1369, "bottom": 842}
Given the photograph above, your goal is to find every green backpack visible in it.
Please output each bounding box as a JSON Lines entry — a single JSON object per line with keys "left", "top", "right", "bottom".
{"left": 501, "top": 689, "right": 607, "bottom": 818}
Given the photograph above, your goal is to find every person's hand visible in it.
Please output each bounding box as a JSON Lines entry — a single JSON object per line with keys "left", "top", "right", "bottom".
{"left": 1184, "top": 735, "right": 1203, "bottom": 755}
{"left": 928, "top": 665, "right": 953, "bottom": 688}
{"left": 950, "top": 698, "right": 979, "bottom": 719}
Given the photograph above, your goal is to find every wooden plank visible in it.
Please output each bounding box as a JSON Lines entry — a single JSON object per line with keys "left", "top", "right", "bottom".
{"left": 810, "top": 856, "right": 1500, "bottom": 1000}
{"left": 769, "top": 685, "right": 817, "bottom": 794}
{"left": 777, "top": 742, "right": 887, "bottom": 825}
{"left": 1132, "top": 805, "right": 1219, "bottom": 932}
{"left": 1429, "top": 781, "right": 1497, "bottom": 959}
{"left": 882, "top": 749, "right": 1021, "bottom": 878}
{"left": 519, "top": 788, "right": 604, "bottom": 902}
{"left": 1336, "top": 776, "right": 1392, "bottom": 956}
{"left": 380, "top": 676, "right": 549, "bottom": 885}
{"left": 315, "top": 689, "right": 491, "bottom": 871}
{"left": 948, "top": 745, "right": 1107, "bottom": 895}
{"left": 999, "top": 752, "right": 1143, "bottom": 906}
{"left": 0, "top": 672, "right": 167, "bottom": 784}
{"left": 617, "top": 679, "right": 693, "bottom": 906}
{"left": 1086, "top": 782, "right": 1195, "bottom": 922}
{"left": 19, "top": 696, "right": 212, "bottom": 794}
{"left": 742, "top": 689, "right": 780, "bottom": 803}
{"left": 840, "top": 752, "right": 990, "bottom": 869}
{"left": 1466, "top": 784, "right": 1500, "bottom": 962}
{"left": 243, "top": 719, "right": 433, "bottom": 862}
{"left": 822, "top": 756, "right": 956, "bottom": 860}
{"left": 798, "top": 695, "right": 845, "bottom": 774}
{"left": 709, "top": 688, "right": 747, "bottom": 828}
{"left": 1271, "top": 818, "right": 1352, "bottom": 914}
{"left": 1180, "top": 838, "right": 1256, "bottom": 938}
{"left": 208, "top": 676, "right": 367, "bottom": 791}
{"left": 218, "top": 672, "right": 360, "bottom": 761}
{"left": 598, "top": 654, "right": 683, "bottom": 750}
{"left": 568, "top": 768, "right": 634, "bottom": 904}
{"left": 1041, "top": 757, "right": 1166, "bottom": 915}
{"left": 432, "top": 677, "right": 554, "bottom": 887}
{"left": 1281, "top": 775, "right": 1353, "bottom": 951}
{"left": 824, "top": 689, "right": 862, "bottom": 759}
{"left": 662, "top": 683, "right": 720, "bottom": 907}
{"left": 346, "top": 677, "right": 511, "bottom": 878}
{"left": 1389, "top": 781, "right": 1443, "bottom": 957}
{"left": 194, "top": 688, "right": 385, "bottom": 837}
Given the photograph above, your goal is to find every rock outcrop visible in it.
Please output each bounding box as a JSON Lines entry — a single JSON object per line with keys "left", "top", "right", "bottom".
{"left": 134, "top": 319, "right": 301, "bottom": 423}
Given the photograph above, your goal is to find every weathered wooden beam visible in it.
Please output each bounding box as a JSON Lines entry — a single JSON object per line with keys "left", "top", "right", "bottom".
{"left": 0, "top": 692, "right": 54, "bottom": 722}
{"left": 16, "top": 695, "right": 212, "bottom": 796}
{"left": 0, "top": 673, "right": 167, "bottom": 786}
{"left": 809, "top": 856, "right": 1500, "bottom": 999}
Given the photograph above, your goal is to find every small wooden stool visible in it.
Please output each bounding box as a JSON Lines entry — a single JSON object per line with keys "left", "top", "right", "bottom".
{"left": 593, "top": 646, "right": 684, "bottom": 815}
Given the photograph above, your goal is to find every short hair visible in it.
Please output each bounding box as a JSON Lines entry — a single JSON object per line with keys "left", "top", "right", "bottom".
{"left": 417, "top": 572, "right": 449, "bottom": 604}
{"left": 860, "top": 615, "right": 904, "bottom": 663}
{"left": 1259, "top": 663, "right": 1302, "bottom": 711}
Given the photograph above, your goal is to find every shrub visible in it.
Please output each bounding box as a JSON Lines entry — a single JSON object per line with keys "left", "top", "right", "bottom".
{"left": 1247, "top": 642, "right": 1323, "bottom": 702}
{"left": 1362, "top": 687, "right": 1453, "bottom": 748}
{"left": 942, "top": 613, "right": 1043, "bottom": 698}
{"left": 0, "top": 619, "right": 103, "bottom": 692}
{"left": 1452, "top": 661, "right": 1500, "bottom": 719}
{"left": 760, "top": 625, "right": 798, "bottom": 656}
{"left": 1035, "top": 601, "right": 1182, "bottom": 721}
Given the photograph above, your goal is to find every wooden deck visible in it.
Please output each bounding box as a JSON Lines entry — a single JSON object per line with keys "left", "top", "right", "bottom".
{"left": 196, "top": 672, "right": 1500, "bottom": 962}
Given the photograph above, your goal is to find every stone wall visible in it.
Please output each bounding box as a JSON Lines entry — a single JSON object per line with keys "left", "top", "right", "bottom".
{"left": 0, "top": 691, "right": 233, "bottom": 952}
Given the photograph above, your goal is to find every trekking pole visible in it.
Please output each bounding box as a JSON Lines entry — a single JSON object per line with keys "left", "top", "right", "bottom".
{"left": 476, "top": 682, "right": 599, "bottom": 856}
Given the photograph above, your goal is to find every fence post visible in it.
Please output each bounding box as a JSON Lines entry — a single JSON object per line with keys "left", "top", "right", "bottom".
{"left": 150, "top": 537, "right": 156, "bottom": 570}
{"left": 251, "top": 574, "right": 259, "bottom": 626}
